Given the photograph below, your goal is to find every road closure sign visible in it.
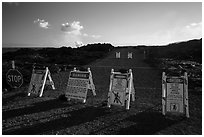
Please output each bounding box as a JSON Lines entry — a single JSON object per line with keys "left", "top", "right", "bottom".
{"left": 28, "top": 67, "right": 55, "bottom": 97}
{"left": 28, "top": 69, "right": 46, "bottom": 96}
{"left": 162, "top": 72, "right": 189, "bottom": 118}
{"left": 6, "top": 69, "right": 23, "bottom": 88}
{"left": 166, "top": 78, "right": 184, "bottom": 113}
{"left": 107, "top": 69, "right": 135, "bottom": 110}
{"left": 110, "top": 73, "right": 128, "bottom": 106}
{"left": 65, "top": 68, "right": 96, "bottom": 103}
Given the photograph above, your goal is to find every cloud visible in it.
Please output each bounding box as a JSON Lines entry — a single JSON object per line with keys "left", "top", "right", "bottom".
{"left": 61, "top": 21, "right": 101, "bottom": 39}
{"left": 186, "top": 22, "right": 201, "bottom": 28}
{"left": 82, "top": 33, "right": 101, "bottom": 39}
{"left": 91, "top": 35, "right": 101, "bottom": 39}
{"left": 83, "top": 33, "right": 88, "bottom": 37}
{"left": 184, "top": 22, "right": 202, "bottom": 37}
{"left": 61, "top": 21, "right": 83, "bottom": 35}
{"left": 75, "top": 41, "right": 83, "bottom": 48}
{"left": 34, "top": 19, "right": 50, "bottom": 29}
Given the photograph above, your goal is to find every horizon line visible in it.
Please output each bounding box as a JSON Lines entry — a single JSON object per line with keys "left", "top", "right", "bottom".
{"left": 2, "top": 38, "right": 202, "bottom": 48}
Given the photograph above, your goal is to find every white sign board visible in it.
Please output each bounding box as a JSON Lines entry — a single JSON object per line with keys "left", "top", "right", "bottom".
{"left": 162, "top": 72, "right": 189, "bottom": 118}
{"left": 107, "top": 69, "right": 135, "bottom": 110}
{"left": 166, "top": 78, "right": 184, "bottom": 113}
{"left": 110, "top": 74, "right": 128, "bottom": 106}
{"left": 65, "top": 68, "right": 96, "bottom": 103}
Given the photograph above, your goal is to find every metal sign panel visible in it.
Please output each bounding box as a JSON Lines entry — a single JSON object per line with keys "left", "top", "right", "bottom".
{"left": 166, "top": 76, "right": 184, "bottom": 114}
{"left": 162, "top": 72, "right": 189, "bottom": 118}
{"left": 110, "top": 73, "right": 128, "bottom": 106}
{"left": 6, "top": 69, "right": 23, "bottom": 88}
{"left": 28, "top": 69, "right": 46, "bottom": 95}
{"left": 65, "top": 71, "right": 90, "bottom": 100}
{"left": 166, "top": 82, "right": 184, "bottom": 113}
{"left": 108, "top": 69, "right": 135, "bottom": 110}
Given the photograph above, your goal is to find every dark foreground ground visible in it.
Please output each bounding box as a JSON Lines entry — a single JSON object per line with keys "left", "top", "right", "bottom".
{"left": 2, "top": 48, "right": 202, "bottom": 135}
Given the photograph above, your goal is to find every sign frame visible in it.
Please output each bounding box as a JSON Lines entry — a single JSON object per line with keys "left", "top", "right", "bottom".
{"left": 162, "top": 72, "right": 189, "bottom": 118}
{"left": 65, "top": 67, "right": 96, "bottom": 103}
{"left": 107, "top": 69, "right": 135, "bottom": 110}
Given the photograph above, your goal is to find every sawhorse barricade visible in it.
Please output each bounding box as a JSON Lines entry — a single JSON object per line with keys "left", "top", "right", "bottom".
{"left": 162, "top": 72, "right": 189, "bottom": 118}
{"left": 107, "top": 69, "right": 135, "bottom": 110}
{"left": 65, "top": 67, "right": 96, "bottom": 103}
{"left": 28, "top": 66, "right": 55, "bottom": 97}
{"left": 128, "top": 52, "right": 132, "bottom": 59}
{"left": 116, "top": 52, "right": 120, "bottom": 58}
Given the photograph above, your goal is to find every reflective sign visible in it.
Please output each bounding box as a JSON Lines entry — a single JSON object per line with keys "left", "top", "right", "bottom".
{"left": 28, "top": 69, "right": 45, "bottom": 95}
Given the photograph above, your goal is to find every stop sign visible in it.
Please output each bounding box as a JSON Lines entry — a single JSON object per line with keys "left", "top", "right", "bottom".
{"left": 6, "top": 69, "right": 23, "bottom": 88}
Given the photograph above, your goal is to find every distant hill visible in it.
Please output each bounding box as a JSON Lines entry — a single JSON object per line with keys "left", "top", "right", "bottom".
{"left": 2, "top": 43, "right": 114, "bottom": 90}
{"left": 2, "top": 43, "right": 114, "bottom": 65}
{"left": 145, "top": 38, "right": 202, "bottom": 63}
{"left": 2, "top": 48, "right": 22, "bottom": 54}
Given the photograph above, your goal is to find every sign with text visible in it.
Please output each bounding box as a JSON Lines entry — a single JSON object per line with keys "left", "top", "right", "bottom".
{"left": 65, "top": 68, "right": 96, "bottom": 103}
{"left": 6, "top": 69, "right": 23, "bottom": 88}
{"left": 108, "top": 69, "right": 135, "bottom": 110}
{"left": 28, "top": 69, "right": 45, "bottom": 95}
{"left": 110, "top": 74, "right": 128, "bottom": 106}
{"left": 162, "top": 72, "right": 189, "bottom": 118}
{"left": 166, "top": 82, "right": 184, "bottom": 113}
{"left": 70, "top": 71, "right": 90, "bottom": 79}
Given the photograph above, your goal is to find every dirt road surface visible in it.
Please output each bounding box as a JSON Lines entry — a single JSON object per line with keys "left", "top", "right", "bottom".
{"left": 2, "top": 47, "right": 201, "bottom": 135}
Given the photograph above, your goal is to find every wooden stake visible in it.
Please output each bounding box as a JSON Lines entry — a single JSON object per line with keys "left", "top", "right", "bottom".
{"left": 107, "top": 69, "right": 114, "bottom": 108}
{"left": 184, "top": 72, "right": 190, "bottom": 118}
{"left": 39, "top": 67, "right": 49, "bottom": 97}
{"left": 11, "top": 60, "right": 15, "bottom": 69}
{"left": 162, "top": 72, "right": 166, "bottom": 115}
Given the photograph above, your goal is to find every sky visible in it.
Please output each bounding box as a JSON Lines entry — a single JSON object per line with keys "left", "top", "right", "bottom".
{"left": 2, "top": 2, "right": 202, "bottom": 48}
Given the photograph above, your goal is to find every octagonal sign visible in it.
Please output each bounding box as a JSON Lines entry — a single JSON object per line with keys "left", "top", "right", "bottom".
{"left": 6, "top": 69, "right": 23, "bottom": 88}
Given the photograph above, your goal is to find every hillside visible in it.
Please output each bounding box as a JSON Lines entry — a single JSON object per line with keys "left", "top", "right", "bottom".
{"left": 2, "top": 43, "right": 114, "bottom": 90}
{"left": 144, "top": 38, "right": 202, "bottom": 63}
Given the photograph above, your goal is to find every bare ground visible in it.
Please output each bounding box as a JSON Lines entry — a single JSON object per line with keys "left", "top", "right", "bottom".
{"left": 2, "top": 48, "right": 202, "bottom": 135}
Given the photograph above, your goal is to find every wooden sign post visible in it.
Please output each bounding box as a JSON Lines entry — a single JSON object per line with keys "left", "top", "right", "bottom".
{"left": 107, "top": 69, "right": 135, "bottom": 110}
{"left": 28, "top": 66, "right": 55, "bottom": 97}
{"left": 162, "top": 72, "right": 189, "bottom": 118}
{"left": 65, "top": 67, "right": 96, "bottom": 103}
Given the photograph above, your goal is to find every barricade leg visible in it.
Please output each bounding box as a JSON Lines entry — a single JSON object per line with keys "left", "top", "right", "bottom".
{"left": 107, "top": 92, "right": 111, "bottom": 108}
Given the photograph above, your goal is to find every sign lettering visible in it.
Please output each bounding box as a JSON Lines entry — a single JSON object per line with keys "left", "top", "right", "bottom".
{"left": 65, "top": 68, "right": 96, "bottom": 103}
{"left": 162, "top": 72, "right": 189, "bottom": 118}
{"left": 6, "top": 69, "right": 23, "bottom": 88}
